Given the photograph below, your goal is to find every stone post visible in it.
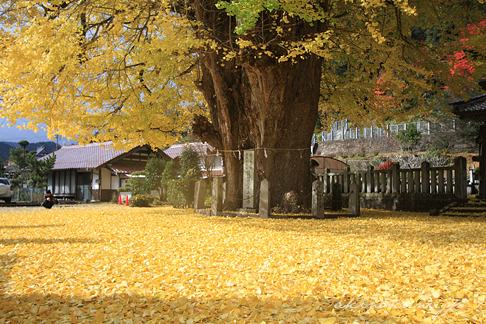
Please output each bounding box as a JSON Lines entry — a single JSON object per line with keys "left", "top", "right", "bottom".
{"left": 331, "top": 183, "right": 342, "bottom": 211}
{"left": 259, "top": 179, "right": 270, "bottom": 219}
{"left": 454, "top": 156, "right": 467, "bottom": 200}
{"left": 194, "top": 180, "right": 206, "bottom": 211}
{"left": 242, "top": 150, "right": 257, "bottom": 210}
{"left": 312, "top": 180, "right": 325, "bottom": 218}
{"left": 211, "top": 177, "right": 223, "bottom": 216}
{"left": 348, "top": 183, "right": 360, "bottom": 216}
{"left": 222, "top": 181, "right": 226, "bottom": 205}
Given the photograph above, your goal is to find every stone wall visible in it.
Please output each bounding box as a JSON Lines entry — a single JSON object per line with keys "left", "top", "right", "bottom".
{"left": 316, "top": 137, "right": 401, "bottom": 158}
{"left": 315, "top": 134, "right": 476, "bottom": 158}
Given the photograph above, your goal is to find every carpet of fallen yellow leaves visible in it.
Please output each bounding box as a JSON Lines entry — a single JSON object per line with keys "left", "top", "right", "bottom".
{"left": 0, "top": 205, "right": 485, "bottom": 323}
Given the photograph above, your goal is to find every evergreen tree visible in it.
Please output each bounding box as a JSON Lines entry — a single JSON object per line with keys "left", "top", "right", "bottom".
{"left": 0, "top": 158, "right": 6, "bottom": 177}
{"left": 161, "top": 161, "right": 177, "bottom": 190}
{"left": 180, "top": 146, "right": 202, "bottom": 180}
{"left": 144, "top": 156, "right": 167, "bottom": 198}
{"left": 25, "top": 153, "right": 56, "bottom": 189}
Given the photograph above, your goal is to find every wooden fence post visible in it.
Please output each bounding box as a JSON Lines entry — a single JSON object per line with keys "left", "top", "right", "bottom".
{"left": 374, "top": 171, "right": 380, "bottom": 193}
{"left": 407, "top": 170, "right": 414, "bottom": 193}
{"left": 367, "top": 166, "right": 374, "bottom": 193}
{"left": 381, "top": 170, "right": 387, "bottom": 193}
{"left": 401, "top": 170, "right": 407, "bottom": 193}
{"left": 446, "top": 168, "right": 453, "bottom": 193}
{"left": 438, "top": 169, "right": 445, "bottom": 193}
{"left": 431, "top": 168, "right": 437, "bottom": 194}
{"left": 454, "top": 156, "right": 467, "bottom": 200}
{"left": 343, "top": 167, "right": 350, "bottom": 193}
{"left": 421, "top": 162, "right": 430, "bottom": 194}
{"left": 415, "top": 169, "right": 421, "bottom": 193}
{"left": 392, "top": 163, "right": 400, "bottom": 193}
{"left": 323, "top": 168, "right": 330, "bottom": 193}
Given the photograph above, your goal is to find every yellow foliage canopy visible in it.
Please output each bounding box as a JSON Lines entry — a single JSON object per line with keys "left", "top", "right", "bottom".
{"left": 0, "top": 1, "right": 204, "bottom": 149}
{"left": 0, "top": 0, "right": 485, "bottom": 149}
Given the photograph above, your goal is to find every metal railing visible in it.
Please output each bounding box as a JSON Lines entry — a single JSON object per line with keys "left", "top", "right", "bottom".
{"left": 12, "top": 188, "right": 45, "bottom": 203}
{"left": 312, "top": 119, "right": 457, "bottom": 143}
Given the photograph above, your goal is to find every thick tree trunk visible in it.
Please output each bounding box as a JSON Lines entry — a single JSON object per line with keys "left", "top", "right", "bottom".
{"left": 244, "top": 57, "right": 322, "bottom": 210}
{"left": 191, "top": 1, "right": 324, "bottom": 211}
{"left": 194, "top": 54, "right": 322, "bottom": 211}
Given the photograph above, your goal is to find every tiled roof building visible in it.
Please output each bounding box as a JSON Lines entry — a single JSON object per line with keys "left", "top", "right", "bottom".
{"left": 42, "top": 142, "right": 170, "bottom": 201}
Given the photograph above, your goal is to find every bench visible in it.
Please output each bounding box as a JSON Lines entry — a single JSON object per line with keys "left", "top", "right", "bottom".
{"left": 53, "top": 193, "right": 75, "bottom": 200}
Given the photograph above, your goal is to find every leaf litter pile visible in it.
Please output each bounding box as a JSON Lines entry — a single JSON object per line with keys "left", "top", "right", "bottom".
{"left": 0, "top": 205, "right": 485, "bottom": 323}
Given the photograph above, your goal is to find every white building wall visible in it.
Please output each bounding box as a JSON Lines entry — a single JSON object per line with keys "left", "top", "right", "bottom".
{"left": 101, "top": 168, "right": 113, "bottom": 190}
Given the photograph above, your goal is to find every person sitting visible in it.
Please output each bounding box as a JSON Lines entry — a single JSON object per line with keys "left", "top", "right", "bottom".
{"left": 42, "top": 190, "right": 55, "bottom": 209}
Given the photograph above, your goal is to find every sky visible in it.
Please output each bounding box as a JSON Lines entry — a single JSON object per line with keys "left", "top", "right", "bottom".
{"left": 0, "top": 118, "right": 75, "bottom": 145}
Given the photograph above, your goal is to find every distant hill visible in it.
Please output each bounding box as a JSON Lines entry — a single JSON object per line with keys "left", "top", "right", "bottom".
{"left": 0, "top": 142, "right": 12, "bottom": 161}
{"left": 0, "top": 141, "right": 58, "bottom": 161}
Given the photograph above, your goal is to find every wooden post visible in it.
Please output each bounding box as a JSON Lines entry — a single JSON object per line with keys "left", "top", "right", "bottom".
{"left": 415, "top": 170, "right": 421, "bottom": 193}
{"left": 381, "top": 171, "right": 387, "bottom": 193}
{"left": 357, "top": 173, "right": 362, "bottom": 194}
{"left": 431, "top": 169, "right": 437, "bottom": 194}
{"left": 401, "top": 170, "right": 407, "bottom": 193}
{"left": 420, "top": 162, "right": 429, "bottom": 194}
{"left": 392, "top": 163, "right": 400, "bottom": 193}
{"left": 323, "top": 168, "right": 330, "bottom": 193}
{"left": 454, "top": 156, "right": 467, "bottom": 200}
{"left": 446, "top": 169, "right": 453, "bottom": 193}
{"left": 407, "top": 170, "right": 414, "bottom": 193}
{"left": 367, "top": 166, "right": 374, "bottom": 193}
{"left": 343, "top": 167, "right": 350, "bottom": 193}
{"left": 361, "top": 172, "right": 367, "bottom": 193}
{"left": 374, "top": 171, "right": 380, "bottom": 193}
{"left": 438, "top": 169, "right": 445, "bottom": 193}
{"left": 475, "top": 125, "right": 486, "bottom": 198}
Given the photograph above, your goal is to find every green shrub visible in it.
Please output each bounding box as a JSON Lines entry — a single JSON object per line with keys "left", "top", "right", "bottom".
{"left": 129, "top": 194, "right": 155, "bottom": 207}
{"left": 111, "top": 192, "right": 118, "bottom": 204}
{"left": 395, "top": 124, "right": 421, "bottom": 151}
{"left": 167, "top": 178, "right": 196, "bottom": 208}
{"left": 127, "top": 171, "right": 147, "bottom": 196}
{"left": 117, "top": 187, "right": 129, "bottom": 192}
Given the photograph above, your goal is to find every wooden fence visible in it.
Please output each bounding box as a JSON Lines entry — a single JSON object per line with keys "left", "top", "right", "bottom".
{"left": 316, "top": 156, "right": 468, "bottom": 211}
{"left": 317, "top": 157, "right": 466, "bottom": 197}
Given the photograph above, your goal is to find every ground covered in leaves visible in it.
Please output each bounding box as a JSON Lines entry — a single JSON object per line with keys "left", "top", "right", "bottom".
{"left": 0, "top": 205, "right": 485, "bottom": 323}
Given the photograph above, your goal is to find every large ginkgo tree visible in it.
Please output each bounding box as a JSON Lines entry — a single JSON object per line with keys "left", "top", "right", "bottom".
{"left": 1, "top": 0, "right": 485, "bottom": 209}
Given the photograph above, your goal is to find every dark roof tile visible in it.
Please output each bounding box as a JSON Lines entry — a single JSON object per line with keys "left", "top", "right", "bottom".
{"left": 43, "top": 142, "right": 127, "bottom": 170}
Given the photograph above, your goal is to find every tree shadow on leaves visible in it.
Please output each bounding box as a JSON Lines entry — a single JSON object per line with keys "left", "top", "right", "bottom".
{"left": 203, "top": 211, "right": 486, "bottom": 248}
{"left": 0, "top": 224, "right": 66, "bottom": 230}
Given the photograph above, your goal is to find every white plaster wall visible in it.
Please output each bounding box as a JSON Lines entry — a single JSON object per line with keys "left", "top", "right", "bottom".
{"left": 111, "top": 175, "right": 120, "bottom": 190}
{"left": 92, "top": 173, "right": 99, "bottom": 190}
{"left": 101, "top": 168, "right": 112, "bottom": 190}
